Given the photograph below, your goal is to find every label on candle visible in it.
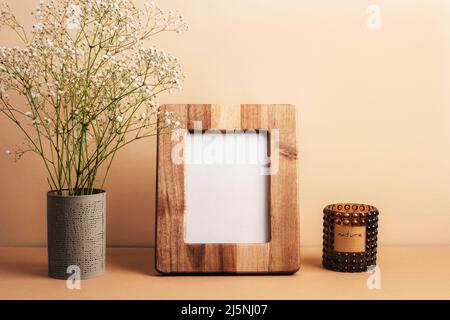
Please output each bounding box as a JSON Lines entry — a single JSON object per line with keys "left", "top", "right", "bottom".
{"left": 334, "top": 224, "right": 366, "bottom": 253}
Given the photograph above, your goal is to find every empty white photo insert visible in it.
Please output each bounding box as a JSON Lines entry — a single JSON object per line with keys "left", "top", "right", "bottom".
{"left": 184, "top": 131, "right": 270, "bottom": 244}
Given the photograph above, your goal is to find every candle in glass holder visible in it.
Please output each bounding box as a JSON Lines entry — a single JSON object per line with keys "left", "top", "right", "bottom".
{"left": 322, "top": 203, "right": 379, "bottom": 272}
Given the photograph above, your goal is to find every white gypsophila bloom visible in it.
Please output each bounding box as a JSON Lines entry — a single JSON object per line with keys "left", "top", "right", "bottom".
{"left": 66, "top": 18, "right": 81, "bottom": 30}
{"left": 66, "top": 4, "right": 82, "bottom": 30}
{"left": 31, "top": 23, "right": 44, "bottom": 33}
{"left": 68, "top": 4, "right": 81, "bottom": 16}
{"left": 0, "top": 0, "right": 188, "bottom": 193}
{"left": 5, "top": 150, "right": 11, "bottom": 156}
{"left": 46, "top": 39, "right": 54, "bottom": 49}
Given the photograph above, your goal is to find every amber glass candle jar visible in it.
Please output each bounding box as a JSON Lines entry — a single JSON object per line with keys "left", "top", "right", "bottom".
{"left": 322, "top": 203, "right": 379, "bottom": 272}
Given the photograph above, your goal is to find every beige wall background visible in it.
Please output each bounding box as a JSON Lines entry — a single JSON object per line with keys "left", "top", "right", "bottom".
{"left": 1, "top": 0, "right": 450, "bottom": 247}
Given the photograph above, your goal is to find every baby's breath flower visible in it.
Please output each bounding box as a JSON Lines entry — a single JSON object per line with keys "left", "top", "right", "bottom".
{"left": 0, "top": 0, "right": 187, "bottom": 194}
{"left": 31, "top": 23, "right": 44, "bottom": 33}
{"left": 66, "top": 4, "right": 82, "bottom": 30}
{"left": 5, "top": 149, "right": 11, "bottom": 156}
{"left": 46, "top": 39, "right": 54, "bottom": 49}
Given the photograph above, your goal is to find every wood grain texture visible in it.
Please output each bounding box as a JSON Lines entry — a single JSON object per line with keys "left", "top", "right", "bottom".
{"left": 211, "top": 104, "right": 241, "bottom": 129}
{"left": 156, "top": 104, "right": 299, "bottom": 274}
{"left": 187, "top": 104, "right": 211, "bottom": 130}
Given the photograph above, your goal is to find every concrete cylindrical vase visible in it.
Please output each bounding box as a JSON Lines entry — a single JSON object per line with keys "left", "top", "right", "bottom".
{"left": 47, "top": 190, "right": 106, "bottom": 280}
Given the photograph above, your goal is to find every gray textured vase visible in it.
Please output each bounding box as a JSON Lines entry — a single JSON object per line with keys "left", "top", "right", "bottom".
{"left": 47, "top": 189, "right": 106, "bottom": 280}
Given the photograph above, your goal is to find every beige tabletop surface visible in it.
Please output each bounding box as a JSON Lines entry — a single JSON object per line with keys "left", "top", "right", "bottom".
{"left": 0, "top": 246, "right": 449, "bottom": 300}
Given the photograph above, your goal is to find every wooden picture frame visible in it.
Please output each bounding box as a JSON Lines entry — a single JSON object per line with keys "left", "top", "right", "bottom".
{"left": 155, "top": 104, "right": 299, "bottom": 274}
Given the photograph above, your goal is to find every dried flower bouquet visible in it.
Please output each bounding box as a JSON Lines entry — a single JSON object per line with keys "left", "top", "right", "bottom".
{"left": 0, "top": 0, "right": 187, "bottom": 195}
